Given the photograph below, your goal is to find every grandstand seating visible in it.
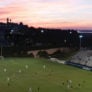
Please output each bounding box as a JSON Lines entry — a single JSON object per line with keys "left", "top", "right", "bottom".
{"left": 66, "top": 49, "right": 92, "bottom": 70}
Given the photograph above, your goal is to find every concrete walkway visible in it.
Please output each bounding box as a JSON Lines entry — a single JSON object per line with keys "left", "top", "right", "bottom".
{"left": 50, "top": 58, "right": 66, "bottom": 64}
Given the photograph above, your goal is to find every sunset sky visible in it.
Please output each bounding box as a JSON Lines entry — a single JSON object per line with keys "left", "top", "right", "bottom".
{"left": 0, "top": 0, "right": 92, "bottom": 29}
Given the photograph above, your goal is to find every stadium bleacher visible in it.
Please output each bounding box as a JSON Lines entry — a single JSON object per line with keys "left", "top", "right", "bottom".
{"left": 66, "top": 49, "right": 92, "bottom": 71}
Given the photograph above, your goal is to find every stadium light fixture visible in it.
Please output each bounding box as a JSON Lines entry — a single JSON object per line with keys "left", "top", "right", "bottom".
{"left": 41, "top": 30, "right": 44, "bottom": 33}
{"left": 79, "top": 35, "right": 83, "bottom": 49}
{"left": 10, "top": 29, "right": 14, "bottom": 34}
{"left": 64, "top": 39, "right": 67, "bottom": 43}
{"left": 69, "top": 31, "right": 72, "bottom": 34}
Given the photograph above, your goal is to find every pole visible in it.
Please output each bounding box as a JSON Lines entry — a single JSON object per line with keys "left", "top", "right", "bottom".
{"left": 80, "top": 38, "right": 81, "bottom": 50}
{"left": 79, "top": 35, "right": 83, "bottom": 50}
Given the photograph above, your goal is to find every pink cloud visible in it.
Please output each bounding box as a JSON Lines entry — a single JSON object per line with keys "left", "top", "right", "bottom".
{"left": 0, "top": 0, "right": 92, "bottom": 29}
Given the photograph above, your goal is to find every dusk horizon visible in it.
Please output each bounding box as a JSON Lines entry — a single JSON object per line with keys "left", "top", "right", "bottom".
{"left": 0, "top": 0, "right": 92, "bottom": 30}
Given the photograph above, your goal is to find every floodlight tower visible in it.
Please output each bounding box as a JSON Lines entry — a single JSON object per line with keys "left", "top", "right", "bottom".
{"left": 79, "top": 35, "right": 83, "bottom": 50}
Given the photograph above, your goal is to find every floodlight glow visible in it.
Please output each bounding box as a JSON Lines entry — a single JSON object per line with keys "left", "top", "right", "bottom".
{"left": 10, "top": 29, "right": 14, "bottom": 34}
{"left": 64, "top": 39, "right": 66, "bottom": 43}
{"left": 79, "top": 35, "right": 83, "bottom": 38}
{"left": 70, "top": 31, "right": 72, "bottom": 34}
{"left": 41, "top": 30, "right": 44, "bottom": 33}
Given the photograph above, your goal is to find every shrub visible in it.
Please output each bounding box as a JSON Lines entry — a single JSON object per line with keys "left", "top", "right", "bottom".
{"left": 37, "top": 51, "right": 49, "bottom": 58}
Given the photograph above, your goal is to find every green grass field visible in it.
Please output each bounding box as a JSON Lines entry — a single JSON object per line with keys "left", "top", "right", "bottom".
{"left": 0, "top": 58, "right": 92, "bottom": 92}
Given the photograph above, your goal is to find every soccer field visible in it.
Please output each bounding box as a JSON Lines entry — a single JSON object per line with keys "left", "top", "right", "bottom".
{"left": 0, "top": 58, "right": 92, "bottom": 92}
